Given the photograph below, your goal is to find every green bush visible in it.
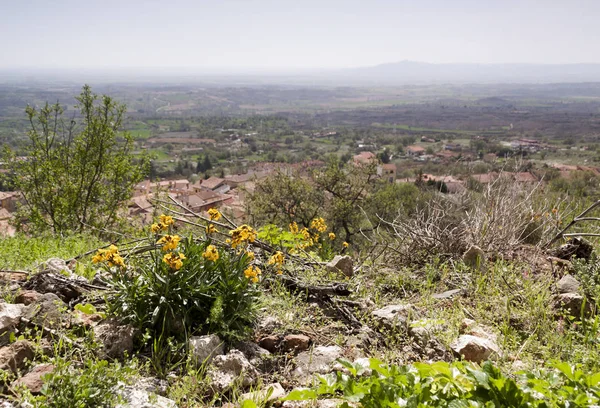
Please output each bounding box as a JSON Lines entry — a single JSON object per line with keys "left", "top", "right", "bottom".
{"left": 104, "top": 234, "right": 260, "bottom": 343}
{"left": 285, "top": 359, "right": 600, "bottom": 407}
{"left": 21, "top": 358, "right": 133, "bottom": 407}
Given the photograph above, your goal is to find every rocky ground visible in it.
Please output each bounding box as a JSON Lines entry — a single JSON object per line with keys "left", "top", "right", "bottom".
{"left": 0, "top": 238, "right": 595, "bottom": 407}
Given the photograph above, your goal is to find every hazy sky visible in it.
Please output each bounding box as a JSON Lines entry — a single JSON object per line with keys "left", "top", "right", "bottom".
{"left": 2, "top": 0, "right": 599, "bottom": 71}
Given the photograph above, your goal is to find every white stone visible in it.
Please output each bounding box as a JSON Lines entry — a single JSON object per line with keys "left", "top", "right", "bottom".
{"left": 292, "top": 345, "right": 343, "bottom": 383}
{"left": 451, "top": 334, "right": 498, "bottom": 363}
{"left": 208, "top": 349, "right": 259, "bottom": 392}
{"left": 372, "top": 304, "right": 415, "bottom": 328}
{"left": 116, "top": 386, "right": 177, "bottom": 408}
{"left": 240, "top": 382, "right": 285, "bottom": 404}
{"left": 189, "top": 334, "right": 224, "bottom": 367}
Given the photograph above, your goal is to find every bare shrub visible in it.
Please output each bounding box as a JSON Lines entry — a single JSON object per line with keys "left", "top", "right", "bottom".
{"left": 380, "top": 174, "right": 561, "bottom": 266}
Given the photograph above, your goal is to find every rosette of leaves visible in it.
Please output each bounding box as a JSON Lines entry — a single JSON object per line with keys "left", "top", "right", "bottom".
{"left": 106, "top": 238, "right": 259, "bottom": 343}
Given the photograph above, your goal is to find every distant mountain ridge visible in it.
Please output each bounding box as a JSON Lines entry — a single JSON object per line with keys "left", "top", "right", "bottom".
{"left": 336, "top": 61, "right": 600, "bottom": 84}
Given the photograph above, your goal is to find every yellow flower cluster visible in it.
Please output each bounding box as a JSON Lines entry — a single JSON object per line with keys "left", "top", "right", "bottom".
{"left": 268, "top": 251, "right": 285, "bottom": 275}
{"left": 289, "top": 222, "right": 299, "bottom": 234}
{"left": 268, "top": 251, "right": 285, "bottom": 266}
{"left": 203, "top": 244, "right": 219, "bottom": 262}
{"left": 206, "top": 224, "right": 218, "bottom": 235}
{"left": 156, "top": 235, "right": 181, "bottom": 251}
{"left": 244, "top": 265, "right": 261, "bottom": 283}
{"left": 92, "top": 245, "right": 125, "bottom": 268}
{"left": 329, "top": 232, "right": 336, "bottom": 240}
{"left": 245, "top": 251, "right": 255, "bottom": 261}
{"left": 208, "top": 208, "right": 222, "bottom": 221}
{"left": 228, "top": 224, "right": 256, "bottom": 249}
{"left": 310, "top": 217, "right": 327, "bottom": 233}
{"left": 151, "top": 214, "right": 175, "bottom": 233}
{"left": 163, "top": 252, "right": 186, "bottom": 270}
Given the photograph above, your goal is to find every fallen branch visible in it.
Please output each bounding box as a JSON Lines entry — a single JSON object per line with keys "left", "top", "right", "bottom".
{"left": 545, "top": 199, "right": 600, "bottom": 248}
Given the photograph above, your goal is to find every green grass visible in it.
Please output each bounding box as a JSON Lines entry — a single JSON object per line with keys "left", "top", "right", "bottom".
{"left": 0, "top": 233, "right": 103, "bottom": 270}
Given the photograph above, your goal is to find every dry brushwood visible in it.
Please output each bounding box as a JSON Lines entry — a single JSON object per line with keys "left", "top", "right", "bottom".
{"left": 545, "top": 199, "right": 600, "bottom": 248}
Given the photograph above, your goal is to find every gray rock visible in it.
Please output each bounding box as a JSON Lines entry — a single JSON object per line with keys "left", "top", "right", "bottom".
{"left": 326, "top": 255, "right": 354, "bottom": 277}
{"left": 432, "top": 289, "right": 465, "bottom": 300}
{"left": 189, "top": 334, "right": 224, "bottom": 367}
{"left": 208, "top": 349, "right": 259, "bottom": 392}
{"left": 292, "top": 345, "right": 343, "bottom": 383}
{"left": 0, "top": 340, "right": 35, "bottom": 373}
{"left": 23, "top": 293, "right": 68, "bottom": 329}
{"left": 257, "top": 316, "right": 282, "bottom": 332}
{"left": 371, "top": 304, "right": 416, "bottom": 329}
{"left": 557, "top": 275, "right": 580, "bottom": 294}
{"left": 459, "top": 318, "right": 498, "bottom": 342}
{"left": 240, "top": 382, "right": 285, "bottom": 404}
{"left": 116, "top": 385, "right": 177, "bottom": 408}
{"left": 451, "top": 335, "right": 498, "bottom": 363}
{"left": 235, "top": 341, "right": 272, "bottom": 371}
{"left": 93, "top": 320, "right": 136, "bottom": 359}
{"left": 409, "top": 319, "right": 445, "bottom": 345}
{"left": 463, "top": 246, "right": 486, "bottom": 271}
{"left": 135, "top": 377, "right": 169, "bottom": 396}
{"left": 39, "top": 258, "right": 70, "bottom": 274}
{"left": 0, "top": 303, "right": 25, "bottom": 345}
{"left": 556, "top": 292, "right": 590, "bottom": 318}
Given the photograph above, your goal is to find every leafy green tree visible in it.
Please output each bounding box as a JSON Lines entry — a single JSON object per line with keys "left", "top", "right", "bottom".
{"left": 4, "top": 85, "right": 148, "bottom": 233}
{"left": 247, "top": 169, "right": 324, "bottom": 227}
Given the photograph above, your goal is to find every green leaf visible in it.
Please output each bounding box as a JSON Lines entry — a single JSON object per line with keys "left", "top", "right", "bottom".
{"left": 282, "top": 389, "right": 318, "bottom": 401}
{"left": 75, "top": 303, "right": 98, "bottom": 315}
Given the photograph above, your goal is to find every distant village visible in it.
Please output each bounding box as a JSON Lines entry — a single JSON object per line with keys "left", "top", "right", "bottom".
{"left": 1, "top": 131, "right": 598, "bottom": 237}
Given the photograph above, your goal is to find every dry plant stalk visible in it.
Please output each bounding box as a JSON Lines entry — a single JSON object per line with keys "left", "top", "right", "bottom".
{"left": 382, "top": 173, "right": 562, "bottom": 265}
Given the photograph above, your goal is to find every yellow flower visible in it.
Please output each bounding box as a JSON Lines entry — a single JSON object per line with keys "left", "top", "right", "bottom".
{"left": 156, "top": 235, "right": 181, "bottom": 251}
{"left": 225, "top": 238, "right": 231, "bottom": 244}
{"left": 92, "top": 245, "right": 125, "bottom": 268}
{"left": 107, "top": 253, "right": 125, "bottom": 268}
{"left": 151, "top": 223, "right": 163, "bottom": 234}
{"left": 276, "top": 269, "right": 283, "bottom": 275}
{"left": 91, "top": 252, "right": 105, "bottom": 264}
{"left": 342, "top": 242, "right": 349, "bottom": 248}
{"left": 203, "top": 245, "right": 219, "bottom": 262}
{"left": 163, "top": 252, "right": 186, "bottom": 270}
{"left": 329, "top": 232, "right": 336, "bottom": 240}
{"left": 245, "top": 251, "right": 255, "bottom": 261}
{"left": 229, "top": 224, "right": 257, "bottom": 249}
{"left": 310, "top": 217, "right": 327, "bottom": 233}
{"left": 208, "top": 208, "right": 222, "bottom": 221}
{"left": 268, "top": 251, "right": 285, "bottom": 266}
{"left": 206, "top": 224, "right": 218, "bottom": 235}
{"left": 244, "top": 265, "right": 261, "bottom": 283}
{"left": 160, "top": 214, "right": 174, "bottom": 226}
{"left": 289, "top": 222, "right": 299, "bottom": 234}
{"left": 300, "top": 228, "right": 310, "bottom": 240}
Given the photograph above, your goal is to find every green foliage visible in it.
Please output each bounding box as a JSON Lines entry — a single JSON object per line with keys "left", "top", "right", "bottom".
{"left": 247, "top": 169, "right": 323, "bottom": 228}
{"left": 22, "top": 358, "right": 134, "bottom": 407}
{"left": 257, "top": 224, "right": 305, "bottom": 250}
{"left": 286, "top": 359, "right": 600, "bottom": 407}
{"left": 106, "top": 237, "right": 259, "bottom": 343}
{"left": 365, "top": 182, "right": 422, "bottom": 225}
{"left": 0, "top": 233, "right": 102, "bottom": 270}
{"left": 549, "top": 171, "right": 600, "bottom": 197}
{"left": 4, "top": 85, "right": 148, "bottom": 233}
